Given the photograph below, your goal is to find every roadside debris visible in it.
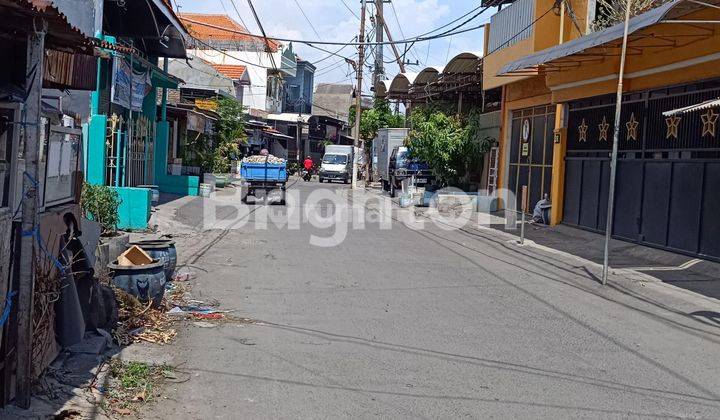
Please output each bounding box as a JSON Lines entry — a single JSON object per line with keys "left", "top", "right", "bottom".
{"left": 113, "top": 288, "right": 176, "bottom": 346}
{"left": 102, "top": 359, "right": 178, "bottom": 416}
{"left": 117, "top": 245, "right": 153, "bottom": 266}
{"left": 242, "top": 154, "right": 286, "bottom": 164}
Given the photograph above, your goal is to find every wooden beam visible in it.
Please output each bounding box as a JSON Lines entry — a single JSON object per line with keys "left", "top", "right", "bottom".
{"left": 16, "top": 19, "right": 46, "bottom": 409}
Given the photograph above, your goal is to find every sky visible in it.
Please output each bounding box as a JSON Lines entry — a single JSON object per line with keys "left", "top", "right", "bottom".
{"left": 174, "top": 0, "right": 495, "bottom": 93}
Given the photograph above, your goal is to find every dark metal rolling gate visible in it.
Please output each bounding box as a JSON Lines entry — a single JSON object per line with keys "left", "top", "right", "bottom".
{"left": 562, "top": 79, "right": 720, "bottom": 261}
{"left": 507, "top": 105, "right": 556, "bottom": 213}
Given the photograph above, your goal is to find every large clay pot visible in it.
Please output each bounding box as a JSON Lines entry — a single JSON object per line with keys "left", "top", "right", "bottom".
{"left": 108, "top": 259, "right": 166, "bottom": 307}
{"left": 129, "top": 239, "right": 177, "bottom": 280}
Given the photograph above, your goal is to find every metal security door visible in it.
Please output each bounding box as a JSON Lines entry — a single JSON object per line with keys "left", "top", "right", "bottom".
{"left": 508, "top": 105, "right": 555, "bottom": 213}
{"left": 127, "top": 115, "right": 154, "bottom": 187}
{"left": 562, "top": 79, "right": 720, "bottom": 261}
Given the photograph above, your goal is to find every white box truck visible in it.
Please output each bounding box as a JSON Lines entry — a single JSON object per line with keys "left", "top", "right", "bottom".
{"left": 375, "top": 128, "right": 409, "bottom": 190}
{"left": 319, "top": 144, "right": 354, "bottom": 184}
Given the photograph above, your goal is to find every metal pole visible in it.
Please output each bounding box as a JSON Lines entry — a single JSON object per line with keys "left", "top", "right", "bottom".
{"left": 374, "top": 0, "right": 384, "bottom": 86}
{"left": 296, "top": 115, "right": 302, "bottom": 164}
{"left": 126, "top": 47, "right": 134, "bottom": 187}
{"left": 161, "top": 58, "right": 168, "bottom": 122}
{"left": 17, "top": 20, "right": 46, "bottom": 408}
{"left": 602, "top": 0, "right": 633, "bottom": 285}
{"left": 352, "top": 0, "right": 367, "bottom": 189}
{"left": 520, "top": 185, "right": 527, "bottom": 245}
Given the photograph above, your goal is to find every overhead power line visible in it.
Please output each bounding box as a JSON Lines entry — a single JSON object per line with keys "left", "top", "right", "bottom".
{"left": 292, "top": 0, "right": 322, "bottom": 38}
{"left": 311, "top": 36, "right": 357, "bottom": 65}
{"left": 180, "top": 15, "right": 489, "bottom": 47}
{"left": 245, "top": 0, "right": 278, "bottom": 70}
{"left": 339, "top": 0, "right": 360, "bottom": 20}
{"left": 191, "top": 37, "right": 276, "bottom": 69}
{"left": 388, "top": 0, "right": 423, "bottom": 65}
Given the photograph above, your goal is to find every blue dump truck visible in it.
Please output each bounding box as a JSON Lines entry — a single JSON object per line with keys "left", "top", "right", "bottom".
{"left": 240, "top": 157, "right": 288, "bottom": 205}
{"left": 386, "top": 146, "right": 434, "bottom": 197}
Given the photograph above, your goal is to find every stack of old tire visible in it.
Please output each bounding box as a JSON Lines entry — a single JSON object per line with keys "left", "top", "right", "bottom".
{"left": 107, "top": 239, "right": 177, "bottom": 307}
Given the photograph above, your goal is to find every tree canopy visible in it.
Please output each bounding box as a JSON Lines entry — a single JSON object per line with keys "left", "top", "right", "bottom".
{"left": 349, "top": 98, "right": 405, "bottom": 143}
{"left": 407, "top": 108, "right": 494, "bottom": 186}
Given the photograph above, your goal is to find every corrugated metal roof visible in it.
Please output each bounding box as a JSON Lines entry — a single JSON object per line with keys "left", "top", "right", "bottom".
{"left": 498, "top": 0, "right": 697, "bottom": 75}
{"left": 5, "top": 0, "right": 94, "bottom": 49}
{"left": 663, "top": 98, "right": 720, "bottom": 116}
{"left": 444, "top": 52, "right": 482, "bottom": 74}
{"left": 374, "top": 79, "right": 391, "bottom": 97}
{"left": 389, "top": 73, "right": 418, "bottom": 93}
{"left": 414, "top": 67, "right": 443, "bottom": 85}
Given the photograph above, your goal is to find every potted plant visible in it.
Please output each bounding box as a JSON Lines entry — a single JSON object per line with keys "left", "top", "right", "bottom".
{"left": 80, "top": 183, "right": 128, "bottom": 277}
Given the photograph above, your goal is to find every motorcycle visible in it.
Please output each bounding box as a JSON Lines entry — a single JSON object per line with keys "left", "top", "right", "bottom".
{"left": 300, "top": 167, "right": 314, "bottom": 181}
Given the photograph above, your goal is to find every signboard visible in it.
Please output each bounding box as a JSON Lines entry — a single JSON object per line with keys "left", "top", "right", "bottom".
{"left": 186, "top": 113, "right": 206, "bottom": 133}
{"left": 521, "top": 119, "right": 531, "bottom": 142}
{"left": 521, "top": 142, "right": 529, "bottom": 157}
{"left": 195, "top": 99, "right": 218, "bottom": 111}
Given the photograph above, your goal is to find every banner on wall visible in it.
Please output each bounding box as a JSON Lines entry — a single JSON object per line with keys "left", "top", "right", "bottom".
{"left": 131, "top": 68, "right": 151, "bottom": 110}
{"left": 110, "top": 58, "right": 131, "bottom": 109}
{"left": 111, "top": 57, "right": 152, "bottom": 111}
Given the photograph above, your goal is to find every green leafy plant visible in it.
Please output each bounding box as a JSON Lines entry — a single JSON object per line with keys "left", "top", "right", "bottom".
{"left": 186, "top": 97, "right": 246, "bottom": 174}
{"left": 407, "top": 108, "right": 468, "bottom": 185}
{"left": 593, "top": 0, "right": 667, "bottom": 30}
{"left": 406, "top": 107, "right": 495, "bottom": 186}
{"left": 212, "top": 97, "right": 246, "bottom": 173}
{"left": 349, "top": 98, "right": 405, "bottom": 147}
{"left": 81, "top": 183, "right": 121, "bottom": 235}
{"left": 106, "top": 359, "right": 175, "bottom": 414}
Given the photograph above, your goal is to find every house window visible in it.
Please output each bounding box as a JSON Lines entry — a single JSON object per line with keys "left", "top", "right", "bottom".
{"left": 0, "top": 106, "right": 17, "bottom": 208}
{"left": 42, "top": 125, "right": 81, "bottom": 207}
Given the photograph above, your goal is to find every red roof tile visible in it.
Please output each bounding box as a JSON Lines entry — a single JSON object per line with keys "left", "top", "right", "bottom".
{"left": 211, "top": 64, "right": 247, "bottom": 80}
{"left": 179, "top": 13, "right": 279, "bottom": 52}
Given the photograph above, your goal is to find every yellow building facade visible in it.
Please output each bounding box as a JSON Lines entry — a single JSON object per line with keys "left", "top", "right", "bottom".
{"left": 487, "top": 0, "right": 720, "bottom": 260}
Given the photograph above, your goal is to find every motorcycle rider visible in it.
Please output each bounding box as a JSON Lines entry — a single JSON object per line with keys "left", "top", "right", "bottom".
{"left": 302, "top": 156, "right": 314, "bottom": 181}
{"left": 303, "top": 156, "right": 313, "bottom": 172}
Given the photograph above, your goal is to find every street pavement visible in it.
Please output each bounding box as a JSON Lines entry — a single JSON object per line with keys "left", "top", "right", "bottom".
{"left": 142, "top": 180, "right": 720, "bottom": 419}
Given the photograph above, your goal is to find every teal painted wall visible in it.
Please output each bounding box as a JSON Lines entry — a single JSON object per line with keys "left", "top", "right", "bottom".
{"left": 114, "top": 187, "right": 151, "bottom": 230}
{"left": 87, "top": 114, "right": 107, "bottom": 185}
{"left": 155, "top": 121, "right": 200, "bottom": 196}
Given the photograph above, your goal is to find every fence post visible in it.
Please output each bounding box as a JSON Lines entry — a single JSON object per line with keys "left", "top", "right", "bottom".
{"left": 520, "top": 185, "right": 528, "bottom": 245}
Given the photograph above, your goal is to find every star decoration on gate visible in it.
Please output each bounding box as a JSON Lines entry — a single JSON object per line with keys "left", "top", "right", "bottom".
{"left": 598, "top": 116, "right": 609, "bottom": 142}
{"left": 626, "top": 112, "right": 639, "bottom": 141}
{"left": 701, "top": 109, "right": 718, "bottom": 137}
{"left": 665, "top": 115, "right": 681, "bottom": 139}
{"left": 578, "top": 118, "right": 588, "bottom": 142}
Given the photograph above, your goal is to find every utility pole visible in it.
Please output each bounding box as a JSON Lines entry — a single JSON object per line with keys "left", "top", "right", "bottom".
{"left": 602, "top": 0, "right": 633, "bottom": 285}
{"left": 373, "top": 0, "right": 384, "bottom": 86}
{"left": 376, "top": 11, "right": 406, "bottom": 73}
{"left": 352, "top": 0, "right": 367, "bottom": 189}
{"left": 17, "top": 20, "right": 47, "bottom": 408}
{"left": 296, "top": 110, "right": 302, "bottom": 164}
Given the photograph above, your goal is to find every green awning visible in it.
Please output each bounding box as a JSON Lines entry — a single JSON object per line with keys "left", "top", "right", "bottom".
{"left": 152, "top": 67, "right": 182, "bottom": 89}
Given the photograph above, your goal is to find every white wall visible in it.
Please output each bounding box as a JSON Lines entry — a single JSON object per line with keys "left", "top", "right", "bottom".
{"left": 187, "top": 48, "right": 283, "bottom": 113}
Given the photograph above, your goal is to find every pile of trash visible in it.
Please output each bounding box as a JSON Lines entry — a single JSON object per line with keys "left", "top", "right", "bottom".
{"left": 242, "top": 154, "right": 286, "bottom": 164}
{"left": 113, "top": 288, "right": 176, "bottom": 346}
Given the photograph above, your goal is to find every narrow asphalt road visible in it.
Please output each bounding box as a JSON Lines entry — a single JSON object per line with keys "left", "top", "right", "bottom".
{"left": 144, "top": 181, "right": 720, "bottom": 419}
